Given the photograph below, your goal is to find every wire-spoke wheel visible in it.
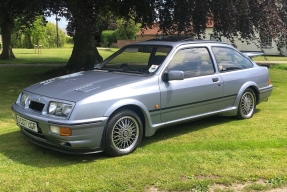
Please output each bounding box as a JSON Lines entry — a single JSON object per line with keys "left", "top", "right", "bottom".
{"left": 104, "top": 110, "right": 143, "bottom": 156}
{"left": 236, "top": 88, "right": 256, "bottom": 119}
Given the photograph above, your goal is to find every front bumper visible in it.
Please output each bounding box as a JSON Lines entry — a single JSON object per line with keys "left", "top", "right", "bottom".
{"left": 11, "top": 103, "right": 109, "bottom": 154}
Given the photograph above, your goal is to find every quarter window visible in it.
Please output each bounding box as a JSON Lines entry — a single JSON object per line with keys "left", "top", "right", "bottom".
{"left": 212, "top": 47, "right": 253, "bottom": 72}
{"left": 168, "top": 47, "right": 215, "bottom": 78}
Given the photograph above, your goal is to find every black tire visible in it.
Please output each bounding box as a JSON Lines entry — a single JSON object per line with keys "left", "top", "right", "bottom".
{"left": 104, "top": 109, "right": 143, "bottom": 156}
{"left": 236, "top": 88, "right": 256, "bottom": 119}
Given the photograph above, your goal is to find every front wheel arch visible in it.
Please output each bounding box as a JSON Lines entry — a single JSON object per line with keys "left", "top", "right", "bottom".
{"left": 110, "top": 105, "right": 146, "bottom": 133}
{"left": 103, "top": 108, "right": 144, "bottom": 156}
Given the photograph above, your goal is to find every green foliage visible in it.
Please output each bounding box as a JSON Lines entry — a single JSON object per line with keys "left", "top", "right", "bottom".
{"left": 100, "top": 20, "right": 140, "bottom": 47}
{"left": 42, "top": 22, "right": 66, "bottom": 48}
{"left": 101, "top": 30, "right": 117, "bottom": 47}
{"left": 266, "top": 175, "right": 287, "bottom": 187}
{"left": 270, "top": 64, "right": 287, "bottom": 71}
{"left": 12, "top": 19, "right": 67, "bottom": 49}
{"left": 66, "top": 36, "right": 73, "bottom": 44}
{"left": 114, "top": 20, "right": 140, "bottom": 40}
{"left": 243, "top": 183, "right": 268, "bottom": 191}
{"left": 29, "top": 17, "right": 46, "bottom": 45}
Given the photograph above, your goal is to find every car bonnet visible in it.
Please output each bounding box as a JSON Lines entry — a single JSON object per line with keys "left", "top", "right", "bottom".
{"left": 24, "top": 70, "right": 147, "bottom": 102}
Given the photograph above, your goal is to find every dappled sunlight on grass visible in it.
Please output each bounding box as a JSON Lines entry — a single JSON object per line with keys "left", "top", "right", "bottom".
{"left": 0, "top": 48, "right": 116, "bottom": 64}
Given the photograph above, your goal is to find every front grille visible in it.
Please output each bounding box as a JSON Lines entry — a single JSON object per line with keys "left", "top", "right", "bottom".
{"left": 29, "top": 101, "right": 45, "bottom": 112}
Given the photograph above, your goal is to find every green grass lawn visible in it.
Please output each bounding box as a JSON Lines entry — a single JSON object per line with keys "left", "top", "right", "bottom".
{"left": 0, "top": 66, "right": 287, "bottom": 191}
{"left": 0, "top": 48, "right": 117, "bottom": 64}
{"left": 252, "top": 55, "right": 287, "bottom": 61}
{"left": 1, "top": 47, "right": 287, "bottom": 65}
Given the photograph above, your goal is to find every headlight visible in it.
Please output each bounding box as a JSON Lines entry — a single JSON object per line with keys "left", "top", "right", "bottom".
{"left": 20, "top": 93, "right": 29, "bottom": 106}
{"left": 48, "top": 102, "right": 72, "bottom": 117}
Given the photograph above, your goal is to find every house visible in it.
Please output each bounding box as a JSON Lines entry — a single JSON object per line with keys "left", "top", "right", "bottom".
{"left": 135, "top": 24, "right": 287, "bottom": 56}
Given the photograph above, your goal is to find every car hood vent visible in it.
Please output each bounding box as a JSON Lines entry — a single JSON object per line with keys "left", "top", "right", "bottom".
{"left": 75, "top": 84, "right": 101, "bottom": 93}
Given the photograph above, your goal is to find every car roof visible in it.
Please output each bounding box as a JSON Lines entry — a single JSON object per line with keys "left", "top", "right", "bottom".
{"left": 131, "top": 38, "right": 229, "bottom": 47}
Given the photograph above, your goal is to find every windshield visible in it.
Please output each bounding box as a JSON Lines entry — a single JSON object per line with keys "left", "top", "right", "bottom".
{"left": 98, "top": 45, "right": 172, "bottom": 74}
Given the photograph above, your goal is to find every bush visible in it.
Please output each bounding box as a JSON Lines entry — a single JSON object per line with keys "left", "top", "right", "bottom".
{"left": 101, "top": 30, "right": 117, "bottom": 47}
{"left": 66, "top": 36, "right": 73, "bottom": 44}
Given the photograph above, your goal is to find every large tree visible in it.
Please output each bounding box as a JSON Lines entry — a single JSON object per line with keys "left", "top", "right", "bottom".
{"left": 155, "top": 0, "right": 287, "bottom": 48}
{"left": 43, "top": 0, "right": 156, "bottom": 72}
{"left": 48, "top": 0, "right": 118, "bottom": 71}
{"left": 59, "top": 0, "right": 287, "bottom": 71}
{"left": 0, "top": 0, "right": 47, "bottom": 59}
{"left": 2, "top": 0, "right": 287, "bottom": 70}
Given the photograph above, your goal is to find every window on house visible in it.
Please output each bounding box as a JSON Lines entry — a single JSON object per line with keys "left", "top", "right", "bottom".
{"left": 210, "top": 34, "right": 220, "bottom": 41}
{"left": 260, "top": 35, "right": 272, "bottom": 49}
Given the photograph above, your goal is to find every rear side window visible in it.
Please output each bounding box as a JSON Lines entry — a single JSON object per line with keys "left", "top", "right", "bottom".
{"left": 212, "top": 47, "right": 253, "bottom": 72}
{"left": 168, "top": 47, "right": 215, "bottom": 78}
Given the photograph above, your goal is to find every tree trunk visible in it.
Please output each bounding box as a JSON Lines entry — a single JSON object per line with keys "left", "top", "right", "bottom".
{"left": 65, "top": 27, "right": 103, "bottom": 72}
{"left": 0, "top": 23, "right": 16, "bottom": 59}
{"left": 26, "top": 33, "right": 34, "bottom": 49}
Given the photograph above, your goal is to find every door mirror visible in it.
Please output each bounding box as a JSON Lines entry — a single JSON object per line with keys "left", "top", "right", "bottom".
{"left": 163, "top": 70, "right": 184, "bottom": 81}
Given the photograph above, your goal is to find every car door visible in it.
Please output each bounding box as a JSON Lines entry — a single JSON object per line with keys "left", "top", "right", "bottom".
{"left": 159, "top": 47, "right": 224, "bottom": 123}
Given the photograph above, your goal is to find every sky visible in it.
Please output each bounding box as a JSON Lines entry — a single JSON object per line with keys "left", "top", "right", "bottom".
{"left": 46, "top": 15, "right": 68, "bottom": 29}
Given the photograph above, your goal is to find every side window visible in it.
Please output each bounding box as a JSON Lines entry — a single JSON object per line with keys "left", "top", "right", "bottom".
{"left": 212, "top": 47, "right": 253, "bottom": 72}
{"left": 168, "top": 47, "right": 215, "bottom": 78}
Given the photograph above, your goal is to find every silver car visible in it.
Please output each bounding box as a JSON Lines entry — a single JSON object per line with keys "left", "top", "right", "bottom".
{"left": 11, "top": 40, "right": 273, "bottom": 156}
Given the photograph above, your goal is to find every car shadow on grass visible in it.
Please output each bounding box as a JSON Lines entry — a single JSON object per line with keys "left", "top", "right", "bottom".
{"left": 0, "top": 129, "right": 107, "bottom": 168}
{"left": 0, "top": 109, "right": 261, "bottom": 166}
{"left": 140, "top": 108, "right": 262, "bottom": 148}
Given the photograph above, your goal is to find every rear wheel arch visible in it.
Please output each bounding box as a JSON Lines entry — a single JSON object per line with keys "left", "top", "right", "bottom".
{"left": 248, "top": 85, "right": 260, "bottom": 105}
{"left": 236, "top": 87, "right": 256, "bottom": 119}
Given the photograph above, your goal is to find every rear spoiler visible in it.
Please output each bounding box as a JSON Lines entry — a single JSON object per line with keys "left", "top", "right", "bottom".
{"left": 242, "top": 52, "right": 264, "bottom": 58}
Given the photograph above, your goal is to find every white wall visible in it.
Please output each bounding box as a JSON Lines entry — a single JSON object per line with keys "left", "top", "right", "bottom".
{"left": 205, "top": 28, "right": 286, "bottom": 56}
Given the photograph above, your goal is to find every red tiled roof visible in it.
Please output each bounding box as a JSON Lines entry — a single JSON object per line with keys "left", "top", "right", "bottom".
{"left": 136, "top": 22, "right": 214, "bottom": 36}
{"left": 136, "top": 25, "right": 162, "bottom": 36}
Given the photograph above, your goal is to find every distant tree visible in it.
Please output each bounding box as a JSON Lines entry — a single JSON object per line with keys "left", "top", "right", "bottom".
{"left": 29, "top": 17, "right": 46, "bottom": 46}
{"left": 44, "top": 22, "right": 66, "bottom": 48}
{"left": 100, "top": 20, "right": 139, "bottom": 47}
{"left": 115, "top": 19, "right": 140, "bottom": 40}
{"left": 12, "top": 20, "right": 66, "bottom": 48}
{"left": 0, "top": 0, "right": 47, "bottom": 59}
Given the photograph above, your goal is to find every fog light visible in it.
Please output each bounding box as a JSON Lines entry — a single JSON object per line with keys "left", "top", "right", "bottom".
{"left": 50, "top": 125, "right": 60, "bottom": 134}
{"left": 50, "top": 125, "right": 72, "bottom": 136}
{"left": 60, "top": 127, "right": 72, "bottom": 136}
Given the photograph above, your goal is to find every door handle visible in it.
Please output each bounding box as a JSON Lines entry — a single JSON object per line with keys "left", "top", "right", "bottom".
{"left": 212, "top": 77, "right": 219, "bottom": 82}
